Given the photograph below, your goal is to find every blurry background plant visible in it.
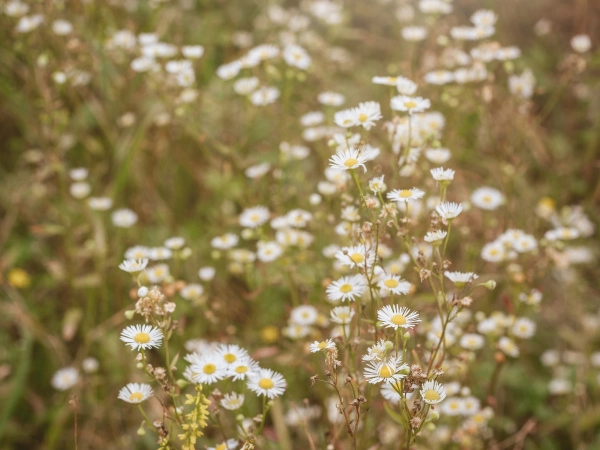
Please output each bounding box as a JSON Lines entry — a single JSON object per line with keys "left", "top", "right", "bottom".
{"left": 0, "top": 0, "right": 599, "bottom": 449}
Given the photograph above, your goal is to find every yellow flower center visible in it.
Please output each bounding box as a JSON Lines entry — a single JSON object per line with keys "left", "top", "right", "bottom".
{"left": 489, "top": 248, "right": 499, "bottom": 255}
{"left": 129, "top": 392, "right": 143, "bottom": 402}
{"left": 339, "top": 283, "right": 353, "bottom": 293}
{"left": 390, "top": 314, "right": 407, "bottom": 325}
{"left": 358, "top": 113, "right": 368, "bottom": 122}
{"left": 250, "top": 213, "right": 259, "bottom": 222}
{"left": 203, "top": 363, "right": 217, "bottom": 374}
{"left": 134, "top": 332, "right": 150, "bottom": 344}
{"left": 379, "top": 365, "right": 393, "bottom": 378}
{"left": 482, "top": 195, "right": 492, "bottom": 203}
{"left": 224, "top": 353, "right": 236, "bottom": 363}
{"left": 404, "top": 101, "right": 417, "bottom": 109}
{"left": 344, "top": 158, "right": 358, "bottom": 167}
{"left": 258, "top": 378, "right": 274, "bottom": 389}
{"left": 384, "top": 279, "right": 399, "bottom": 288}
{"left": 338, "top": 313, "right": 350, "bottom": 322}
{"left": 235, "top": 365, "right": 248, "bottom": 374}
{"left": 423, "top": 389, "right": 440, "bottom": 402}
{"left": 349, "top": 253, "right": 364, "bottom": 263}
{"left": 317, "top": 341, "right": 328, "bottom": 349}
{"left": 398, "top": 189, "right": 413, "bottom": 198}
{"left": 387, "top": 77, "right": 397, "bottom": 84}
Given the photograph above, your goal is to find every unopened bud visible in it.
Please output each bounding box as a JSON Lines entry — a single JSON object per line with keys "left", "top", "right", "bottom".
{"left": 428, "top": 410, "right": 440, "bottom": 421}
{"left": 136, "top": 362, "right": 144, "bottom": 369}
{"left": 124, "top": 310, "right": 135, "bottom": 320}
{"left": 176, "top": 379, "right": 189, "bottom": 389}
{"left": 479, "top": 280, "right": 497, "bottom": 290}
{"left": 402, "top": 331, "right": 411, "bottom": 341}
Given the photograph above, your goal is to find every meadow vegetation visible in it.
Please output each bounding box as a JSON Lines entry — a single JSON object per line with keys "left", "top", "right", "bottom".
{"left": 1, "top": 0, "right": 599, "bottom": 449}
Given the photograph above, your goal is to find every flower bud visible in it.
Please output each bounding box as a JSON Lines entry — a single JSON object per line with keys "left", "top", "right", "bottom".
{"left": 479, "top": 280, "right": 497, "bottom": 290}
{"left": 124, "top": 310, "right": 136, "bottom": 320}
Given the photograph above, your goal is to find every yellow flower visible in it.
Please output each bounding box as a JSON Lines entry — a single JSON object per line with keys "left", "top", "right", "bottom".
{"left": 7, "top": 268, "right": 30, "bottom": 288}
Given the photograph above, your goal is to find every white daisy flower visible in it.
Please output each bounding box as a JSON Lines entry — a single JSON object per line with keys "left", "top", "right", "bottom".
{"left": 441, "top": 397, "right": 465, "bottom": 415}
{"left": 180, "top": 284, "right": 204, "bottom": 300}
{"left": 372, "top": 75, "right": 402, "bottom": 86}
{"left": 211, "top": 233, "right": 239, "bottom": 250}
{"left": 216, "top": 60, "right": 242, "bottom": 80}
{"left": 420, "top": 380, "right": 446, "bottom": 404}
{"left": 181, "top": 45, "right": 204, "bottom": 59}
{"left": 511, "top": 317, "right": 536, "bottom": 339}
{"left": 120, "top": 325, "right": 164, "bottom": 351}
{"left": 188, "top": 354, "right": 228, "bottom": 384}
{"left": 498, "top": 336, "right": 519, "bottom": 357}
{"left": 125, "top": 246, "right": 151, "bottom": 259}
{"left": 548, "top": 378, "right": 572, "bottom": 395}
{"left": 250, "top": 86, "right": 280, "bottom": 106}
{"left": 148, "top": 247, "right": 173, "bottom": 260}
{"left": 397, "top": 77, "right": 418, "bottom": 95}
{"left": 424, "top": 70, "right": 454, "bottom": 85}
{"left": 401, "top": 26, "right": 427, "bottom": 41}
{"left": 334, "top": 244, "right": 376, "bottom": 268}
{"left": 329, "top": 146, "right": 376, "bottom": 173}
{"left": 391, "top": 95, "right": 431, "bottom": 115}
{"left": 513, "top": 234, "right": 538, "bottom": 253}
{"left": 87, "top": 197, "right": 113, "bottom": 211}
{"left": 571, "top": 34, "right": 591, "bottom": 53}
{"left": 368, "top": 175, "right": 387, "bottom": 193}
{"left": 221, "top": 392, "right": 245, "bottom": 410}
{"left": 471, "top": 187, "right": 505, "bottom": 210}
{"left": 459, "top": 333, "right": 485, "bottom": 350}
{"left": 318, "top": 91, "right": 345, "bottom": 106}
{"left": 290, "top": 305, "right": 319, "bottom": 326}
{"left": 118, "top": 383, "right": 153, "bottom": 403}
{"left": 481, "top": 241, "right": 506, "bottom": 262}
{"left": 216, "top": 344, "right": 250, "bottom": 366}
{"left": 377, "top": 274, "right": 411, "bottom": 296}
{"left": 144, "top": 264, "right": 170, "bottom": 284}
{"left": 112, "top": 208, "right": 138, "bottom": 228}
{"left": 364, "top": 357, "right": 409, "bottom": 384}
{"left": 544, "top": 227, "right": 580, "bottom": 241}
{"left": 330, "top": 306, "right": 355, "bottom": 325}
{"left": 283, "top": 324, "right": 311, "bottom": 339}
{"left": 444, "top": 271, "right": 478, "bottom": 287}
{"left": 247, "top": 368, "right": 287, "bottom": 398}
{"left": 377, "top": 305, "right": 421, "bottom": 330}
{"left": 119, "top": 258, "right": 149, "bottom": 273}
{"left": 256, "top": 241, "right": 283, "bottom": 262}
{"left": 362, "top": 339, "right": 393, "bottom": 362}
{"left": 471, "top": 9, "right": 497, "bottom": 27}
{"left": 435, "top": 202, "right": 463, "bottom": 220}
{"left": 309, "top": 339, "right": 336, "bottom": 353}
{"left": 51, "top": 367, "right": 79, "bottom": 391}
{"left": 164, "top": 237, "right": 185, "bottom": 249}
{"left": 387, "top": 187, "right": 425, "bottom": 203}
{"left": 283, "top": 44, "right": 311, "bottom": 69}
{"left": 425, "top": 148, "right": 451, "bottom": 164}
{"left": 228, "top": 357, "right": 259, "bottom": 381}
{"left": 239, "top": 206, "right": 270, "bottom": 228}
{"left": 326, "top": 275, "right": 367, "bottom": 302}
{"left": 352, "top": 101, "right": 383, "bottom": 130}
{"left": 430, "top": 167, "right": 455, "bottom": 182}
{"left": 424, "top": 230, "right": 447, "bottom": 244}
{"left": 462, "top": 396, "right": 481, "bottom": 415}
